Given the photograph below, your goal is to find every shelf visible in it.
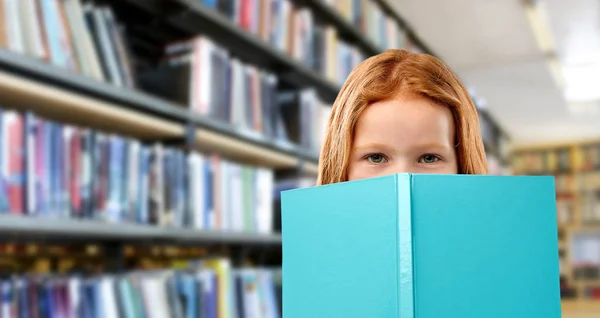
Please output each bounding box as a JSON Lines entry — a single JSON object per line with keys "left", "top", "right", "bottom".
{"left": 124, "top": 0, "right": 341, "bottom": 104}
{"left": 0, "top": 69, "right": 184, "bottom": 140}
{"left": 0, "top": 49, "right": 320, "bottom": 173}
{"left": 0, "top": 49, "right": 190, "bottom": 125}
{"left": 194, "top": 128, "right": 299, "bottom": 168}
{"left": 0, "top": 215, "right": 281, "bottom": 245}
{"left": 301, "top": 161, "right": 320, "bottom": 176}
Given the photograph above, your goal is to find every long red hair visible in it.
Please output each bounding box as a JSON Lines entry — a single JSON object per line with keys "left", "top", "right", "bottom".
{"left": 317, "top": 49, "right": 489, "bottom": 185}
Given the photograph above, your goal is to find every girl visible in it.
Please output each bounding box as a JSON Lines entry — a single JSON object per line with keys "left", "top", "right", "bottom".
{"left": 317, "top": 49, "right": 489, "bottom": 185}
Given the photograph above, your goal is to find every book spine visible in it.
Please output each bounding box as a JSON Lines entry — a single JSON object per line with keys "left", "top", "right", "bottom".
{"left": 69, "top": 128, "right": 82, "bottom": 218}
{"left": 0, "top": 108, "right": 8, "bottom": 214}
{"left": 5, "top": 111, "right": 25, "bottom": 215}
{"left": 397, "top": 174, "right": 414, "bottom": 318}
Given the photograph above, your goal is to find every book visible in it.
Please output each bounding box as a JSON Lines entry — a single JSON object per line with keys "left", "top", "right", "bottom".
{"left": 281, "top": 173, "right": 561, "bottom": 317}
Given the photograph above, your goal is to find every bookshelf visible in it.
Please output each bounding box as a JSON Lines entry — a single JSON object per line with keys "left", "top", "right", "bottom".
{"left": 0, "top": 49, "right": 319, "bottom": 171}
{"left": 511, "top": 140, "right": 600, "bottom": 305}
{"left": 0, "top": 0, "right": 508, "bottom": 316}
{"left": 125, "top": 0, "right": 342, "bottom": 102}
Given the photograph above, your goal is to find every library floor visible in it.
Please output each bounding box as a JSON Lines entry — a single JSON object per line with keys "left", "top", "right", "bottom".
{"left": 562, "top": 300, "right": 600, "bottom": 317}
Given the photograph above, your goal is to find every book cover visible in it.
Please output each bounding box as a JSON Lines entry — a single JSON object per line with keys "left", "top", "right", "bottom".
{"left": 281, "top": 173, "right": 561, "bottom": 318}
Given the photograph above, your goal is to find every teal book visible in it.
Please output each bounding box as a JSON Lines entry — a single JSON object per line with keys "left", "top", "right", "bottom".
{"left": 281, "top": 173, "right": 561, "bottom": 318}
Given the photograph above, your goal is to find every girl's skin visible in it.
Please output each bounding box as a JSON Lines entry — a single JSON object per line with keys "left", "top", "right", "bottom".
{"left": 317, "top": 49, "right": 489, "bottom": 186}
{"left": 347, "top": 92, "right": 459, "bottom": 181}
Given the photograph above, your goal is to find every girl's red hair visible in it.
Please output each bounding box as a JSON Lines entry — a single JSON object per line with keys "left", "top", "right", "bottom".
{"left": 317, "top": 49, "right": 489, "bottom": 185}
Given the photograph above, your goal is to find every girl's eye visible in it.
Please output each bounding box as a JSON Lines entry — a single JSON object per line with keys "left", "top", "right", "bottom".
{"left": 366, "top": 154, "right": 387, "bottom": 164}
{"left": 419, "top": 154, "right": 440, "bottom": 164}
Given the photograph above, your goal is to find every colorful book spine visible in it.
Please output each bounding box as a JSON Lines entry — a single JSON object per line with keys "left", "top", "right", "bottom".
{"left": 0, "top": 108, "right": 278, "bottom": 234}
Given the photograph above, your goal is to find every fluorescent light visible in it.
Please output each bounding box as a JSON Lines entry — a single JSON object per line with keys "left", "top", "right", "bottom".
{"left": 523, "top": 0, "right": 555, "bottom": 54}
{"left": 523, "top": 0, "right": 565, "bottom": 89}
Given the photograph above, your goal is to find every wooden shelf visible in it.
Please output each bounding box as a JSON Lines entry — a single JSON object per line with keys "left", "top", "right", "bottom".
{"left": 0, "top": 69, "right": 184, "bottom": 140}
{"left": 194, "top": 128, "right": 299, "bottom": 168}
{"left": 302, "top": 161, "right": 320, "bottom": 176}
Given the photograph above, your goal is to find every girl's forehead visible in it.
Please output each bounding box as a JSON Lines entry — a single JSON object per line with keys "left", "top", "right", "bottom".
{"left": 352, "top": 96, "right": 456, "bottom": 149}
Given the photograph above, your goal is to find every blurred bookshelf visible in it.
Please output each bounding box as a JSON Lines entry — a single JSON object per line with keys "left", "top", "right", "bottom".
{"left": 0, "top": 0, "right": 508, "bottom": 316}
{"left": 511, "top": 140, "right": 600, "bottom": 305}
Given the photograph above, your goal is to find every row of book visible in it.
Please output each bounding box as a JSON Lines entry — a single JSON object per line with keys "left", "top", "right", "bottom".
{"left": 201, "top": 0, "right": 374, "bottom": 86}
{"left": 140, "top": 35, "right": 331, "bottom": 154}
{"left": 0, "top": 0, "right": 386, "bottom": 96}
{"left": 512, "top": 149, "right": 572, "bottom": 175}
{"left": 0, "top": 109, "right": 278, "bottom": 234}
{"left": 556, "top": 174, "right": 592, "bottom": 225}
{"left": 0, "top": 258, "right": 281, "bottom": 318}
{"left": 1, "top": 0, "right": 414, "bottom": 97}
{"left": 555, "top": 173, "right": 600, "bottom": 225}
{"left": 0, "top": 0, "right": 135, "bottom": 88}
{"left": 554, "top": 171, "right": 600, "bottom": 189}
{"left": 543, "top": 173, "right": 600, "bottom": 195}
{"left": 556, "top": 175, "right": 577, "bottom": 195}
{"left": 324, "top": 0, "right": 409, "bottom": 51}
{"left": 513, "top": 145, "right": 600, "bottom": 175}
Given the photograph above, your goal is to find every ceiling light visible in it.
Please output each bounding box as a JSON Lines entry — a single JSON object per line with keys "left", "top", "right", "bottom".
{"left": 563, "top": 62, "right": 600, "bottom": 102}
{"left": 523, "top": 0, "right": 555, "bottom": 55}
